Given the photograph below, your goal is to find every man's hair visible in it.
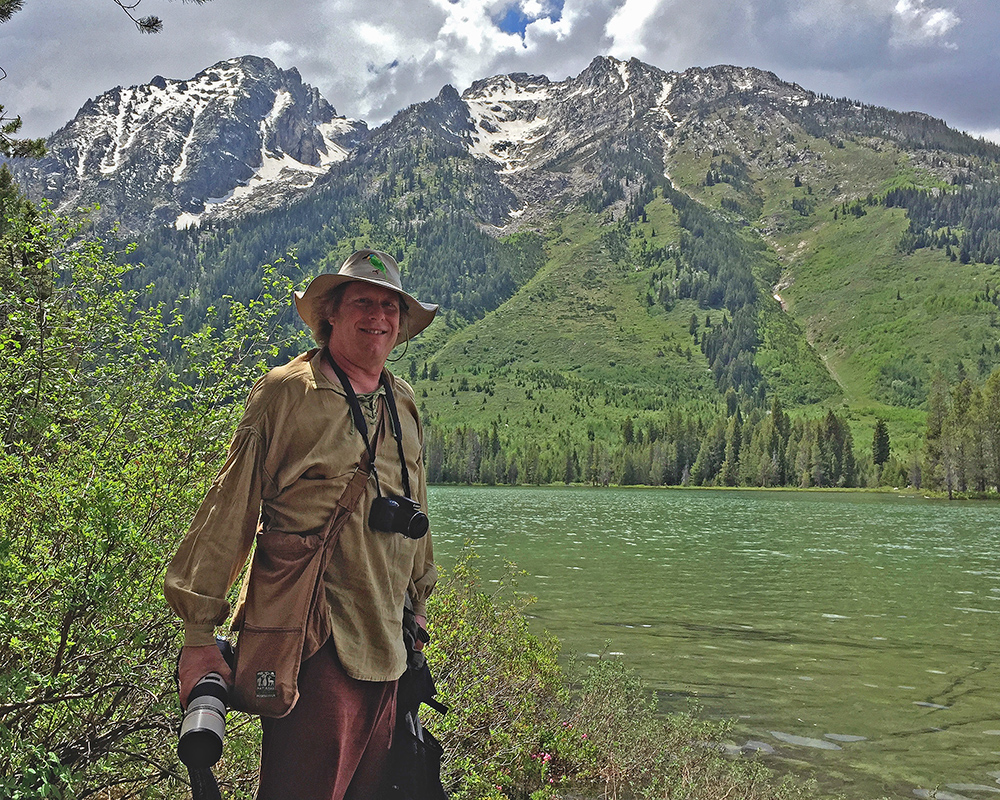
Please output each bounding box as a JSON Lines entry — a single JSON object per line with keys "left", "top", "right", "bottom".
{"left": 313, "top": 284, "right": 347, "bottom": 348}
{"left": 312, "top": 282, "right": 409, "bottom": 347}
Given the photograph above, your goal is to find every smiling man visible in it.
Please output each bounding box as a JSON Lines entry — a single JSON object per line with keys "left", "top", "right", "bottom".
{"left": 165, "top": 249, "right": 439, "bottom": 799}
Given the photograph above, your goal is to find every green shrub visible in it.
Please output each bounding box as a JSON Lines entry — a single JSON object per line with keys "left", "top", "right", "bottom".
{"left": 425, "top": 552, "right": 567, "bottom": 799}
{"left": 0, "top": 205, "right": 304, "bottom": 798}
{"left": 569, "top": 656, "right": 810, "bottom": 800}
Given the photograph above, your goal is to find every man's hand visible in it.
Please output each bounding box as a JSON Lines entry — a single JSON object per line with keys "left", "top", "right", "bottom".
{"left": 178, "top": 644, "right": 233, "bottom": 709}
{"left": 414, "top": 613, "right": 428, "bottom": 651}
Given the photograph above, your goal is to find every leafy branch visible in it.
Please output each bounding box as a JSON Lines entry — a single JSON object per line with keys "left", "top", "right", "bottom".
{"left": 112, "top": 0, "right": 213, "bottom": 34}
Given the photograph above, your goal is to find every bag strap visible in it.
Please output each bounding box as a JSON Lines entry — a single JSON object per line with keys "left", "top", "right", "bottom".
{"left": 320, "top": 448, "right": 373, "bottom": 550}
{"left": 323, "top": 349, "right": 415, "bottom": 501}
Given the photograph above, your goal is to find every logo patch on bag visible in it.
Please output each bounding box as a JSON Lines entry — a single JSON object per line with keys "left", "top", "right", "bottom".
{"left": 256, "top": 670, "right": 277, "bottom": 698}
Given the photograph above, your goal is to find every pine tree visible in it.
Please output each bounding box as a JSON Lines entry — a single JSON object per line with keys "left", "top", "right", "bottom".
{"left": 720, "top": 411, "right": 742, "bottom": 486}
{"left": 872, "top": 419, "right": 890, "bottom": 468}
{"left": 0, "top": 106, "right": 45, "bottom": 158}
{"left": 982, "top": 369, "right": 1000, "bottom": 491}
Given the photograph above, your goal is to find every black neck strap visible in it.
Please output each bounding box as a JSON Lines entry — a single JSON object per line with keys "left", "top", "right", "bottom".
{"left": 322, "top": 350, "right": 413, "bottom": 499}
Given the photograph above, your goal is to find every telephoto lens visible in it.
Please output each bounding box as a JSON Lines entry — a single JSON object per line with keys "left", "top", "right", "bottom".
{"left": 177, "top": 672, "right": 228, "bottom": 770}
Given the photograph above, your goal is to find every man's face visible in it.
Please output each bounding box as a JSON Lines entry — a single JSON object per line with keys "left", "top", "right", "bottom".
{"left": 327, "top": 282, "right": 401, "bottom": 373}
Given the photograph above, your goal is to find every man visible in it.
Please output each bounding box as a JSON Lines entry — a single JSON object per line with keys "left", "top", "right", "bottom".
{"left": 165, "top": 249, "right": 439, "bottom": 799}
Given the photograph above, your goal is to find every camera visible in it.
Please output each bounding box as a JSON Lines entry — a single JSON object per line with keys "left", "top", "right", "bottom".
{"left": 177, "top": 639, "right": 233, "bottom": 770}
{"left": 369, "top": 494, "right": 429, "bottom": 539}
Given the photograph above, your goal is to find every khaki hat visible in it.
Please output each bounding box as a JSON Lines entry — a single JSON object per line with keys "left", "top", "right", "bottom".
{"left": 294, "top": 249, "right": 438, "bottom": 347}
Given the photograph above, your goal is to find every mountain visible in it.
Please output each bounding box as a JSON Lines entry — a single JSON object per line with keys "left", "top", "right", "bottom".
{"left": 20, "top": 55, "right": 996, "bottom": 239}
{"left": 11, "top": 55, "right": 1000, "bottom": 489}
{"left": 12, "top": 55, "right": 368, "bottom": 232}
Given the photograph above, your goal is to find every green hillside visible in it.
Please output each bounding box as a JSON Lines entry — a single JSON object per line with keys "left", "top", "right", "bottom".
{"left": 96, "top": 68, "right": 1000, "bottom": 489}
{"left": 408, "top": 210, "right": 717, "bottom": 433}
{"left": 777, "top": 204, "right": 1000, "bottom": 397}
{"left": 658, "top": 109, "right": 1000, "bottom": 451}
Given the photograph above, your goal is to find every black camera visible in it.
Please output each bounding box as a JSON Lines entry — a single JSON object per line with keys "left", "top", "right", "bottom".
{"left": 177, "top": 639, "right": 233, "bottom": 770}
{"left": 369, "top": 495, "right": 429, "bottom": 539}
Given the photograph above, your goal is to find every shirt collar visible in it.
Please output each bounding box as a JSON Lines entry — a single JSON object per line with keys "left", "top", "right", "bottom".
{"left": 308, "top": 347, "right": 388, "bottom": 400}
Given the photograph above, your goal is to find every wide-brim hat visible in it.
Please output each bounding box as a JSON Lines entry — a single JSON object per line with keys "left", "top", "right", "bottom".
{"left": 294, "top": 249, "right": 438, "bottom": 347}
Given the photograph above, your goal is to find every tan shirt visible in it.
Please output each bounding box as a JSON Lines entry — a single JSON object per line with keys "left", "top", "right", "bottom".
{"left": 164, "top": 349, "right": 437, "bottom": 682}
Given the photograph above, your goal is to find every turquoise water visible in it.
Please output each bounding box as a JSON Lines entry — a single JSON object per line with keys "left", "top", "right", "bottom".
{"left": 428, "top": 486, "right": 1000, "bottom": 800}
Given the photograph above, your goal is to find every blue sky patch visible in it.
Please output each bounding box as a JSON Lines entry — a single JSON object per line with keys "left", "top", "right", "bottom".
{"left": 495, "top": 1, "right": 564, "bottom": 38}
{"left": 497, "top": 7, "right": 531, "bottom": 36}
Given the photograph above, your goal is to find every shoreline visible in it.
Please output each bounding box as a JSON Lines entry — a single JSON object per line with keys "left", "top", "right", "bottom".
{"left": 429, "top": 481, "right": 999, "bottom": 501}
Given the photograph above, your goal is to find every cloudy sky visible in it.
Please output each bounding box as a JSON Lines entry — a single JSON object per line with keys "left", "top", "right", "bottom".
{"left": 3, "top": 0, "right": 997, "bottom": 142}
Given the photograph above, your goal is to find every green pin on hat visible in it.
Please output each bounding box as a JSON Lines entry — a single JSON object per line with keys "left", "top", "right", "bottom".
{"left": 368, "top": 253, "right": 388, "bottom": 274}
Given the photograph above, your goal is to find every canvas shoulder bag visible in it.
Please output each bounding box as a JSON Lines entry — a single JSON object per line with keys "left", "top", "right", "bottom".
{"left": 227, "top": 449, "right": 373, "bottom": 718}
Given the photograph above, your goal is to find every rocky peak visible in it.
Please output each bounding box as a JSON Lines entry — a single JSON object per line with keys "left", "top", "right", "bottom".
{"left": 13, "top": 55, "right": 368, "bottom": 232}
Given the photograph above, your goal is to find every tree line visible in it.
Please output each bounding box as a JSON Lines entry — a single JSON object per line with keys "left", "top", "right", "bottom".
{"left": 884, "top": 182, "right": 1000, "bottom": 266}
{"left": 423, "top": 354, "right": 1000, "bottom": 497}
{"left": 921, "top": 367, "right": 1000, "bottom": 496}
{"left": 424, "top": 396, "right": 864, "bottom": 490}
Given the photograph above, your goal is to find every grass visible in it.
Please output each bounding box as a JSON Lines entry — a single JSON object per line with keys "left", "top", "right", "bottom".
{"left": 773, "top": 203, "right": 1000, "bottom": 403}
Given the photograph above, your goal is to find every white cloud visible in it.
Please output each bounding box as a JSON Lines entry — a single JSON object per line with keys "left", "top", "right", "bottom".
{"left": 521, "top": 0, "right": 546, "bottom": 18}
{"left": 605, "top": 0, "right": 667, "bottom": 60}
{"left": 522, "top": 0, "right": 578, "bottom": 43}
{"left": 308, "top": 0, "right": 534, "bottom": 120}
{"left": 891, "top": 0, "right": 960, "bottom": 47}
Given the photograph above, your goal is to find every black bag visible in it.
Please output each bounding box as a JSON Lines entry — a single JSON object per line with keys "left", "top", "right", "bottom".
{"left": 384, "top": 599, "right": 448, "bottom": 800}
{"left": 385, "top": 710, "right": 447, "bottom": 800}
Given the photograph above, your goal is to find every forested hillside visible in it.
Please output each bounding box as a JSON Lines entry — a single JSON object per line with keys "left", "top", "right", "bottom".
{"left": 12, "top": 56, "right": 1000, "bottom": 494}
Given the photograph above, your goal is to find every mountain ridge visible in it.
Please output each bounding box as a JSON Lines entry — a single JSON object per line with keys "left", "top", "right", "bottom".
{"left": 13, "top": 55, "right": 368, "bottom": 231}
{"left": 9, "top": 54, "right": 1000, "bottom": 489}
{"left": 14, "top": 54, "right": 999, "bottom": 237}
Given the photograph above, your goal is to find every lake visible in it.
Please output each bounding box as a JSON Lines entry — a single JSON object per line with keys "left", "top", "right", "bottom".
{"left": 428, "top": 485, "right": 1000, "bottom": 800}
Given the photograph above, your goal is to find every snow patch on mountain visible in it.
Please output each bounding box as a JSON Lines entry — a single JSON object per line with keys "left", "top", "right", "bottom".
{"left": 616, "top": 59, "right": 631, "bottom": 92}
{"left": 174, "top": 97, "right": 359, "bottom": 229}
{"left": 656, "top": 78, "right": 677, "bottom": 121}
{"left": 174, "top": 126, "right": 354, "bottom": 230}
{"left": 175, "top": 150, "right": 321, "bottom": 229}
{"left": 463, "top": 75, "right": 553, "bottom": 173}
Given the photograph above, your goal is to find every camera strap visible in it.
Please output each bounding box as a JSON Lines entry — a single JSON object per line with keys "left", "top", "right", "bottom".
{"left": 323, "top": 350, "right": 414, "bottom": 500}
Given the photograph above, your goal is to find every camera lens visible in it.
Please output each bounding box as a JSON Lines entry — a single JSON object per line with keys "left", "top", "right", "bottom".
{"left": 405, "top": 511, "right": 429, "bottom": 539}
{"left": 178, "top": 672, "right": 228, "bottom": 769}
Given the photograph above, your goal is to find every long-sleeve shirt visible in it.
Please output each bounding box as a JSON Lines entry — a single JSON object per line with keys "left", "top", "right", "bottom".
{"left": 164, "top": 348, "right": 437, "bottom": 682}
